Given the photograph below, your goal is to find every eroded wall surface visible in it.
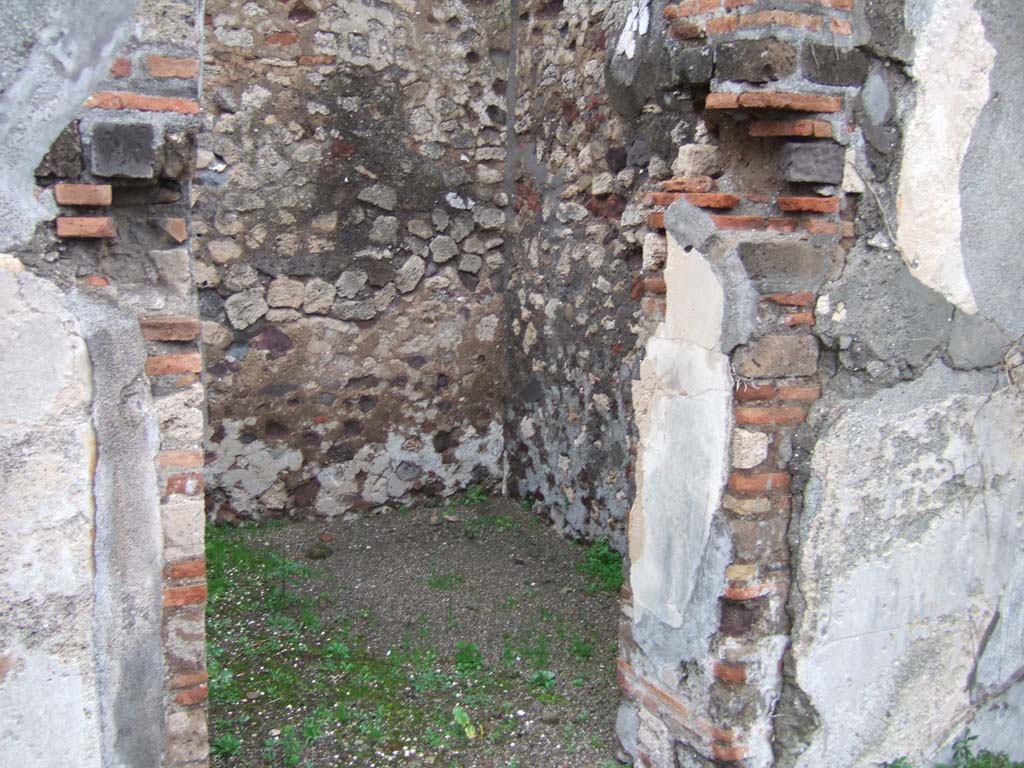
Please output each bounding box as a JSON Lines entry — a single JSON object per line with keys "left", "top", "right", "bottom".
{"left": 197, "top": 0, "right": 511, "bottom": 520}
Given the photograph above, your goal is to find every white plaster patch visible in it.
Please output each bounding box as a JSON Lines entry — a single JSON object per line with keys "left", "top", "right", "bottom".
{"left": 614, "top": 0, "right": 650, "bottom": 60}
{"left": 896, "top": 0, "right": 995, "bottom": 313}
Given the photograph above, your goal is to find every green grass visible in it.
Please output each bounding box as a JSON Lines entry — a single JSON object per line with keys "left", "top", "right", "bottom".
{"left": 578, "top": 538, "right": 624, "bottom": 594}
{"left": 206, "top": 518, "right": 618, "bottom": 766}
{"left": 427, "top": 568, "right": 466, "bottom": 591}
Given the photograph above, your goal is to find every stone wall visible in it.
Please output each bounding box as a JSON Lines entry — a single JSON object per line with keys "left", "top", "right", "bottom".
{"left": 503, "top": 0, "right": 660, "bottom": 546}
{"left": 612, "top": 0, "right": 1024, "bottom": 765}
{"left": 0, "top": 1, "right": 209, "bottom": 766}
{"left": 196, "top": 0, "right": 513, "bottom": 521}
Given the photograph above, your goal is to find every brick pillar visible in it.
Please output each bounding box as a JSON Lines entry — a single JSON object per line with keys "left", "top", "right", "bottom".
{"left": 52, "top": 1, "right": 209, "bottom": 765}
{"left": 624, "top": 1, "right": 859, "bottom": 765}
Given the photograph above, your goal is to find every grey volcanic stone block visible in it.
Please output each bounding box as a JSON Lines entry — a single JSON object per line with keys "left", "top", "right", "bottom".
{"left": 91, "top": 122, "right": 156, "bottom": 178}
{"left": 716, "top": 39, "right": 797, "bottom": 83}
{"left": 739, "top": 240, "right": 832, "bottom": 292}
{"left": 802, "top": 43, "right": 869, "bottom": 86}
{"left": 779, "top": 141, "right": 845, "bottom": 184}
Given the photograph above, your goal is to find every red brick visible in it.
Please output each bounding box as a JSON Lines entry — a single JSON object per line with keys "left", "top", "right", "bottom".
{"left": 805, "top": 218, "right": 838, "bottom": 235}
{"left": 81, "top": 275, "right": 110, "bottom": 287}
{"left": 705, "top": 92, "right": 740, "bottom": 110}
{"left": 821, "top": 0, "right": 854, "bottom": 8}
{"left": 734, "top": 405, "right": 808, "bottom": 426}
{"left": 729, "top": 471, "right": 791, "bottom": 494}
{"left": 56, "top": 217, "right": 117, "bottom": 238}
{"left": 55, "top": 184, "right": 112, "bottom": 206}
{"left": 84, "top": 91, "right": 201, "bottom": 115}
{"left": 749, "top": 119, "right": 833, "bottom": 138}
{"left": 778, "top": 196, "right": 840, "bottom": 213}
{"left": 745, "top": 193, "right": 771, "bottom": 203}
{"left": 140, "top": 316, "right": 201, "bottom": 341}
{"left": 739, "top": 10, "right": 823, "bottom": 31}
{"left": 647, "top": 212, "right": 666, "bottom": 229}
{"left": 147, "top": 56, "right": 200, "bottom": 79}
{"left": 146, "top": 353, "right": 202, "bottom": 376}
{"left": 709, "top": 725, "right": 739, "bottom": 743}
{"left": 670, "top": 20, "right": 707, "bottom": 39}
{"left": 724, "top": 582, "right": 774, "bottom": 600}
{"left": 762, "top": 291, "right": 816, "bottom": 307}
{"left": 706, "top": 15, "right": 738, "bottom": 34}
{"left": 266, "top": 31, "right": 300, "bottom": 45}
{"left": 298, "top": 54, "right": 336, "bottom": 65}
{"left": 724, "top": 0, "right": 754, "bottom": 7}
{"left": 166, "top": 473, "right": 205, "bottom": 497}
{"left": 170, "top": 671, "right": 209, "bottom": 689}
{"left": 709, "top": 91, "right": 842, "bottom": 113}
{"left": 156, "top": 450, "right": 205, "bottom": 469}
{"left": 714, "top": 661, "right": 747, "bottom": 684}
{"left": 740, "top": 91, "right": 842, "bottom": 112}
{"left": 777, "top": 384, "right": 822, "bottom": 402}
{"left": 831, "top": 17, "right": 853, "bottom": 34}
{"left": 734, "top": 382, "right": 776, "bottom": 402}
{"left": 174, "top": 684, "right": 208, "bottom": 706}
{"left": 713, "top": 744, "right": 750, "bottom": 762}
{"left": 110, "top": 57, "right": 132, "bottom": 78}
{"left": 768, "top": 217, "right": 800, "bottom": 233}
{"left": 644, "top": 277, "right": 667, "bottom": 295}
{"left": 163, "top": 584, "right": 207, "bottom": 607}
{"left": 784, "top": 311, "right": 816, "bottom": 326}
{"left": 713, "top": 214, "right": 766, "bottom": 230}
{"left": 685, "top": 192, "right": 740, "bottom": 209}
{"left": 643, "top": 191, "right": 681, "bottom": 207}
{"left": 165, "top": 559, "right": 207, "bottom": 580}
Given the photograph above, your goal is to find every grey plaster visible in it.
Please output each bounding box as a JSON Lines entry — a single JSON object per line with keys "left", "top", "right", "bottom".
{"left": 960, "top": 0, "right": 1024, "bottom": 336}
{"left": 70, "top": 292, "right": 165, "bottom": 768}
{"left": 0, "top": 0, "right": 138, "bottom": 249}
{"left": 948, "top": 309, "right": 1011, "bottom": 370}
{"left": 814, "top": 243, "right": 954, "bottom": 371}
{"left": 788, "top": 364, "right": 1024, "bottom": 766}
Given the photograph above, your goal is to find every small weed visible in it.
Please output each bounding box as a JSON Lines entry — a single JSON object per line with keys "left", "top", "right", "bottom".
{"left": 578, "top": 538, "right": 624, "bottom": 594}
{"left": 211, "top": 732, "right": 241, "bottom": 758}
{"left": 529, "top": 670, "right": 557, "bottom": 690}
{"left": 883, "top": 733, "right": 1024, "bottom": 768}
{"left": 280, "top": 725, "right": 302, "bottom": 767}
{"left": 462, "top": 485, "right": 488, "bottom": 505}
{"left": 454, "top": 640, "right": 485, "bottom": 674}
{"left": 569, "top": 635, "right": 594, "bottom": 661}
{"left": 428, "top": 569, "right": 466, "bottom": 591}
{"left": 453, "top": 705, "right": 479, "bottom": 739}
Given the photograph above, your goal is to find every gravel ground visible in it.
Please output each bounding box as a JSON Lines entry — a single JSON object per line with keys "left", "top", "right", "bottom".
{"left": 207, "top": 497, "right": 626, "bottom": 768}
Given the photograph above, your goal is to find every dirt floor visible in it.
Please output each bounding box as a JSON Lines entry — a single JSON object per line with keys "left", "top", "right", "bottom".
{"left": 206, "top": 494, "right": 627, "bottom": 768}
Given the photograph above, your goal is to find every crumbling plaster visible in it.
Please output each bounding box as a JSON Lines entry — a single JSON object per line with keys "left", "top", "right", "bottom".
{"left": 791, "top": 365, "right": 1024, "bottom": 766}
{"left": 0, "top": 260, "right": 101, "bottom": 768}
{"left": 0, "top": 0, "right": 139, "bottom": 250}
